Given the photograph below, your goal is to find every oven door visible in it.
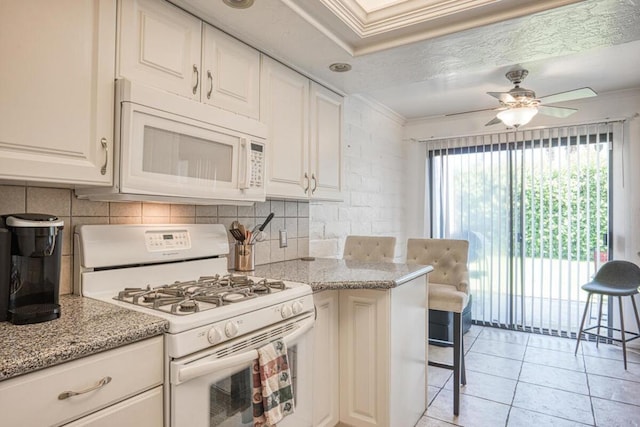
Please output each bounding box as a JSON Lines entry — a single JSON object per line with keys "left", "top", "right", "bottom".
{"left": 169, "top": 313, "right": 314, "bottom": 427}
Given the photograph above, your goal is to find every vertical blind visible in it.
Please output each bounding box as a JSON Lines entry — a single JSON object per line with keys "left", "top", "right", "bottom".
{"left": 427, "top": 122, "right": 616, "bottom": 336}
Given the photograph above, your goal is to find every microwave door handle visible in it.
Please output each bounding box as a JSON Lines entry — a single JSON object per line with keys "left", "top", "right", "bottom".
{"left": 239, "top": 138, "right": 251, "bottom": 190}
{"left": 172, "top": 316, "right": 314, "bottom": 385}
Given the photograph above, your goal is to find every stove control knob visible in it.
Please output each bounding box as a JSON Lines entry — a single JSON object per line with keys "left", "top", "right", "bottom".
{"left": 281, "top": 304, "right": 293, "bottom": 319}
{"left": 292, "top": 301, "right": 304, "bottom": 315}
{"left": 207, "top": 327, "right": 223, "bottom": 345}
{"left": 224, "top": 321, "right": 239, "bottom": 338}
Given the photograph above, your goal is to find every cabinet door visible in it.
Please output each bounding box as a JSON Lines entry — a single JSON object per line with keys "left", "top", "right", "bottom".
{"left": 312, "top": 291, "right": 340, "bottom": 427}
{"left": 0, "top": 0, "right": 115, "bottom": 185}
{"left": 63, "top": 387, "right": 163, "bottom": 427}
{"left": 0, "top": 337, "right": 163, "bottom": 427}
{"left": 309, "top": 82, "right": 343, "bottom": 201}
{"left": 261, "top": 57, "right": 309, "bottom": 199}
{"left": 118, "top": 0, "right": 201, "bottom": 100}
{"left": 339, "top": 289, "right": 390, "bottom": 427}
{"left": 202, "top": 25, "right": 260, "bottom": 119}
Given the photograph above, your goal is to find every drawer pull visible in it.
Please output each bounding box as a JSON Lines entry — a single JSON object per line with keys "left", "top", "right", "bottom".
{"left": 58, "top": 376, "right": 112, "bottom": 400}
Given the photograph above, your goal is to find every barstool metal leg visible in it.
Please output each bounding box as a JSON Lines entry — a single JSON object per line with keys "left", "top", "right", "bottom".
{"left": 619, "top": 296, "right": 627, "bottom": 370}
{"left": 596, "top": 295, "right": 604, "bottom": 348}
{"left": 575, "top": 293, "right": 592, "bottom": 355}
{"left": 461, "top": 331, "right": 466, "bottom": 386}
{"left": 453, "top": 312, "right": 461, "bottom": 416}
{"left": 631, "top": 295, "right": 640, "bottom": 332}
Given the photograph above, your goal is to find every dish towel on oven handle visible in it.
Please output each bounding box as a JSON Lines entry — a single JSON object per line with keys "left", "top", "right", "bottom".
{"left": 252, "top": 338, "right": 295, "bottom": 426}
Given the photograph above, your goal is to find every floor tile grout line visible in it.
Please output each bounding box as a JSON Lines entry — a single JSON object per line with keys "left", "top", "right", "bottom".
{"left": 509, "top": 403, "right": 596, "bottom": 426}
{"left": 425, "top": 327, "right": 638, "bottom": 426}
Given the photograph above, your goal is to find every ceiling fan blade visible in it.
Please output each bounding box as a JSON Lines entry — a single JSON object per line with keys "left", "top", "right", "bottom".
{"left": 538, "top": 87, "right": 597, "bottom": 105}
{"left": 487, "top": 92, "right": 516, "bottom": 103}
{"left": 445, "top": 107, "right": 497, "bottom": 117}
{"left": 538, "top": 105, "right": 578, "bottom": 118}
{"left": 485, "top": 117, "right": 503, "bottom": 126}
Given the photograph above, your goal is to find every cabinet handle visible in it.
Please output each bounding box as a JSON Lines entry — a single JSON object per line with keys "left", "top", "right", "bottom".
{"left": 207, "top": 70, "right": 213, "bottom": 99}
{"left": 192, "top": 64, "right": 199, "bottom": 95}
{"left": 311, "top": 173, "right": 317, "bottom": 194}
{"left": 58, "top": 376, "right": 112, "bottom": 400}
{"left": 303, "top": 172, "right": 309, "bottom": 194}
{"left": 100, "top": 138, "right": 108, "bottom": 176}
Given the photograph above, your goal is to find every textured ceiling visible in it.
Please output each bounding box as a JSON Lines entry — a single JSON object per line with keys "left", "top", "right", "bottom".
{"left": 173, "top": 0, "right": 640, "bottom": 120}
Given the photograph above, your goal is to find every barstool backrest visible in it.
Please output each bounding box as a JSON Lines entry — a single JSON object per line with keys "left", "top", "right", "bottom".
{"left": 593, "top": 260, "right": 640, "bottom": 290}
{"left": 343, "top": 235, "right": 396, "bottom": 262}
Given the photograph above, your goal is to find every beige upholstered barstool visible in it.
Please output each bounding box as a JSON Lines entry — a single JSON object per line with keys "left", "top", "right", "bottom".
{"left": 406, "top": 238, "right": 470, "bottom": 416}
{"left": 343, "top": 235, "right": 397, "bottom": 262}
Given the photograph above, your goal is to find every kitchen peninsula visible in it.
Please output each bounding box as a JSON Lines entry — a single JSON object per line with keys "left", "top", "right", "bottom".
{"left": 253, "top": 258, "right": 433, "bottom": 427}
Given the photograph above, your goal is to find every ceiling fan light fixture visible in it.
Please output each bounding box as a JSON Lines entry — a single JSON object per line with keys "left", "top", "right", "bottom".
{"left": 497, "top": 106, "right": 538, "bottom": 128}
{"left": 222, "top": 0, "right": 254, "bottom": 9}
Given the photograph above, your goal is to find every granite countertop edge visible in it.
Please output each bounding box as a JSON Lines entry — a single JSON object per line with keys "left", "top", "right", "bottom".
{"left": 252, "top": 259, "right": 434, "bottom": 292}
{"left": 0, "top": 295, "right": 168, "bottom": 382}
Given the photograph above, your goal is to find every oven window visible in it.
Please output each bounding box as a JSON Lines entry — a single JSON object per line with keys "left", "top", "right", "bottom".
{"left": 210, "top": 346, "right": 298, "bottom": 426}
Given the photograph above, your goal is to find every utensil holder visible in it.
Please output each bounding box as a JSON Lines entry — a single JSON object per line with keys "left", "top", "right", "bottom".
{"left": 234, "top": 243, "right": 255, "bottom": 271}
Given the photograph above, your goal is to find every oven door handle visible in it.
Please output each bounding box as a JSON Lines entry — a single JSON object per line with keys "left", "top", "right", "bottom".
{"left": 173, "top": 316, "right": 314, "bottom": 385}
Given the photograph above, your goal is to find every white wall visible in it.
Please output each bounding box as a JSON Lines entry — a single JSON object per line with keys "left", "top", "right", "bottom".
{"left": 309, "top": 95, "right": 413, "bottom": 261}
{"left": 404, "top": 87, "right": 640, "bottom": 341}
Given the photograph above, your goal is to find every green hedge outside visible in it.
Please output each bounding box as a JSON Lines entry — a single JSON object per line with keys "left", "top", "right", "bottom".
{"left": 522, "top": 163, "right": 608, "bottom": 261}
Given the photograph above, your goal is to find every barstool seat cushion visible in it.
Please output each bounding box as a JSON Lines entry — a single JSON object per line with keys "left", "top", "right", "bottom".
{"left": 429, "top": 282, "right": 469, "bottom": 313}
{"left": 582, "top": 280, "right": 639, "bottom": 296}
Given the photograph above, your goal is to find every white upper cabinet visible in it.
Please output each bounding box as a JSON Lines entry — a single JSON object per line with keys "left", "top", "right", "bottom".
{"left": 0, "top": 0, "right": 116, "bottom": 185}
{"left": 202, "top": 25, "right": 260, "bottom": 119}
{"left": 118, "top": 0, "right": 260, "bottom": 119}
{"left": 118, "top": 0, "right": 202, "bottom": 100}
{"left": 310, "top": 82, "right": 343, "bottom": 200}
{"left": 261, "top": 57, "right": 310, "bottom": 199}
{"left": 261, "top": 57, "right": 343, "bottom": 201}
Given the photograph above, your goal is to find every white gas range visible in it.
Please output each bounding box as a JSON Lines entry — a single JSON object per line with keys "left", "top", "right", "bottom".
{"left": 74, "top": 223, "right": 315, "bottom": 427}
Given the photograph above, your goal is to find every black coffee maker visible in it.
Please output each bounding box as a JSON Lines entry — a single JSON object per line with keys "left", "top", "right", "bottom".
{"left": 0, "top": 214, "right": 64, "bottom": 325}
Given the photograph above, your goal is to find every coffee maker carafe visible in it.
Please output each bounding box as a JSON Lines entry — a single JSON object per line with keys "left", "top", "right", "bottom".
{"left": 1, "top": 214, "right": 64, "bottom": 325}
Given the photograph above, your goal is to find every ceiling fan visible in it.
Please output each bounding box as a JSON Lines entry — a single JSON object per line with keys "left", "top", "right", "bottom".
{"left": 453, "top": 69, "right": 598, "bottom": 128}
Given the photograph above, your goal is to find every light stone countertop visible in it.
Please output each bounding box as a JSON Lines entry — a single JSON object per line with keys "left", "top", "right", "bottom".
{"left": 252, "top": 258, "right": 433, "bottom": 291}
{"left": 0, "top": 295, "right": 168, "bottom": 382}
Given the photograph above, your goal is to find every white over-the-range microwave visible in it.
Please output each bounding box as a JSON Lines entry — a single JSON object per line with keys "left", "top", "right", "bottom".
{"left": 75, "top": 79, "right": 266, "bottom": 205}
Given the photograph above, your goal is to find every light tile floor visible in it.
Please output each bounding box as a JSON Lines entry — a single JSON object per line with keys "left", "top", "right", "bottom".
{"left": 417, "top": 325, "right": 640, "bottom": 427}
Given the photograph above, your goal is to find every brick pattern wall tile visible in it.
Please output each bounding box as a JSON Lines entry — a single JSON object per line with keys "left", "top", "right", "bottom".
{"left": 309, "top": 97, "right": 409, "bottom": 261}
{"left": 0, "top": 185, "right": 310, "bottom": 295}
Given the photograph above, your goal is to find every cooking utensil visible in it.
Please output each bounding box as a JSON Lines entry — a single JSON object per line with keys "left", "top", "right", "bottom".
{"left": 249, "top": 213, "right": 275, "bottom": 244}
{"left": 229, "top": 228, "right": 245, "bottom": 242}
{"left": 252, "top": 231, "right": 267, "bottom": 242}
{"left": 238, "top": 223, "right": 247, "bottom": 237}
{"left": 258, "top": 213, "right": 274, "bottom": 231}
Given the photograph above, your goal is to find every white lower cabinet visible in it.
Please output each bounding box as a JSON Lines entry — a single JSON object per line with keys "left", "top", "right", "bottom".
{"left": 0, "top": 0, "right": 115, "bottom": 186}
{"left": 63, "top": 387, "right": 163, "bottom": 427}
{"left": 0, "top": 336, "right": 163, "bottom": 427}
{"left": 339, "top": 289, "right": 390, "bottom": 427}
{"left": 313, "top": 280, "right": 427, "bottom": 427}
{"left": 312, "top": 290, "right": 340, "bottom": 427}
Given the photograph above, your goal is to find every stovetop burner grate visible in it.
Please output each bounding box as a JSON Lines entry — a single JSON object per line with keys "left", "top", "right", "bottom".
{"left": 114, "top": 274, "right": 288, "bottom": 315}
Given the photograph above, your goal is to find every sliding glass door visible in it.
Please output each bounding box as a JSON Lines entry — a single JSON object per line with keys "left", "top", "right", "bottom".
{"left": 429, "top": 124, "right": 612, "bottom": 336}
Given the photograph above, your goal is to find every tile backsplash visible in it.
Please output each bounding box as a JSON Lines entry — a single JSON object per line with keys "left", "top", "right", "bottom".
{"left": 0, "top": 185, "right": 309, "bottom": 295}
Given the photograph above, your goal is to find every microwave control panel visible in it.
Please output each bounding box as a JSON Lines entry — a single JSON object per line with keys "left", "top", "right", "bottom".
{"left": 145, "top": 230, "right": 191, "bottom": 252}
{"left": 250, "top": 143, "right": 264, "bottom": 188}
